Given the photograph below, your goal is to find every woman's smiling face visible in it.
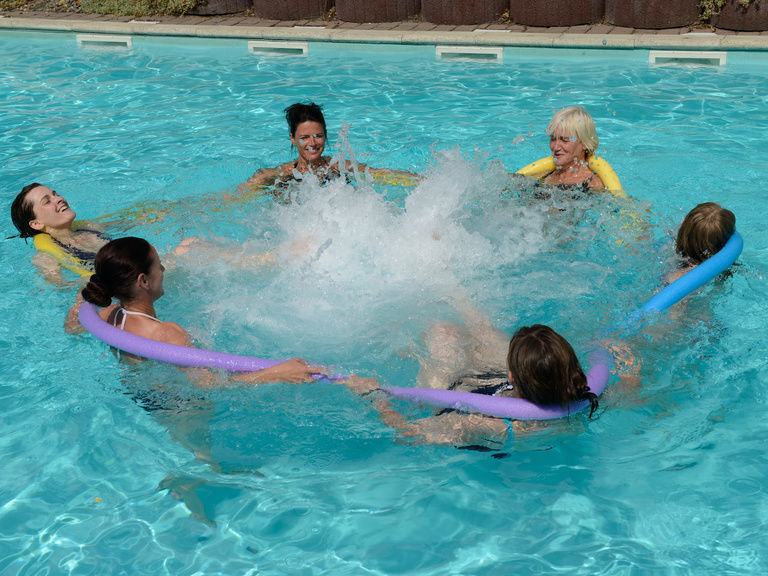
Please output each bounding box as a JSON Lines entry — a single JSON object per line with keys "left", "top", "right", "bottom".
{"left": 549, "top": 126, "right": 588, "bottom": 168}
{"left": 27, "top": 185, "right": 76, "bottom": 232}
{"left": 291, "top": 120, "right": 326, "bottom": 167}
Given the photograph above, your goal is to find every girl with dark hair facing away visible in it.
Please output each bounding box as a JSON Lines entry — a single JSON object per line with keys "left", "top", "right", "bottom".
{"left": 241, "top": 101, "right": 418, "bottom": 190}
{"left": 10, "top": 183, "right": 111, "bottom": 283}
{"left": 345, "top": 316, "right": 598, "bottom": 447}
{"left": 67, "top": 237, "right": 321, "bottom": 384}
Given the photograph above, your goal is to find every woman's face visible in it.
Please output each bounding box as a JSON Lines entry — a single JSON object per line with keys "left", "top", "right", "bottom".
{"left": 144, "top": 247, "right": 165, "bottom": 301}
{"left": 549, "top": 126, "right": 588, "bottom": 168}
{"left": 27, "top": 185, "right": 76, "bottom": 232}
{"left": 290, "top": 120, "right": 326, "bottom": 166}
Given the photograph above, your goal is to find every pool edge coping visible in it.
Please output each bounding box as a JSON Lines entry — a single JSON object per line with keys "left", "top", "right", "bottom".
{"left": 2, "top": 16, "right": 768, "bottom": 50}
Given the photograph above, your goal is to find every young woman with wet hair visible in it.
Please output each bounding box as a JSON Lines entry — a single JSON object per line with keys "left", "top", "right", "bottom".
{"left": 10, "top": 182, "right": 110, "bottom": 283}
{"left": 68, "top": 236, "right": 321, "bottom": 384}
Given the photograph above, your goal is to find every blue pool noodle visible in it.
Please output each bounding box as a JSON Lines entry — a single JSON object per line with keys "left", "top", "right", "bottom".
{"left": 639, "top": 230, "right": 742, "bottom": 313}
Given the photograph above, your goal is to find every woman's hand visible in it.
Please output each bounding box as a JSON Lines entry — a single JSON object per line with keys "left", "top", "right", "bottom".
{"left": 232, "top": 357, "right": 323, "bottom": 385}
{"left": 64, "top": 289, "right": 86, "bottom": 334}
{"left": 341, "top": 375, "right": 380, "bottom": 395}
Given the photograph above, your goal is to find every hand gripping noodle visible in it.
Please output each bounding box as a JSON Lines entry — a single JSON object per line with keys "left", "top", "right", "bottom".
{"left": 383, "top": 231, "right": 742, "bottom": 420}
{"left": 79, "top": 301, "right": 340, "bottom": 380}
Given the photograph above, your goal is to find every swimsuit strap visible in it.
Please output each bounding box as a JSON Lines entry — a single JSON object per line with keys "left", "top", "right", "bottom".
{"left": 113, "top": 307, "right": 161, "bottom": 330}
{"left": 111, "top": 307, "right": 159, "bottom": 362}
{"left": 75, "top": 227, "right": 110, "bottom": 239}
{"left": 448, "top": 371, "right": 511, "bottom": 395}
{"left": 50, "top": 228, "right": 110, "bottom": 265}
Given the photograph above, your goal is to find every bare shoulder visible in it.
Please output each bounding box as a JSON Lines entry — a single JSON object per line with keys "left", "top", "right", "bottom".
{"left": 665, "top": 265, "right": 692, "bottom": 284}
{"left": 275, "top": 161, "right": 296, "bottom": 177}
{"left": 589, "top": 171, "right": 605, "bottom": 189}
{"left": 154, "top": 321, "right": 191, "bottom": 347}
{"left": 98, "top": 304, "right": 120, "bottom": 322}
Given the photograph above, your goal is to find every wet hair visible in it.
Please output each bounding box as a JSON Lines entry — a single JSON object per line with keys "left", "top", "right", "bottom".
{"left": 546, "top": 106, "right": 599, "bottom": 155}
{"left": 10, "top": 182, "right": 45, "bottom": 239}
{"left": 676, "top": 202, "right": 735, "bottom": 265}
{"left": 82, "top": 237, "right": 154, "bottom": 307}
{"left": 284, "top": 102, "right": 326, "bottom": 137}
{"left": 506, "top": 324, "right": 598, "bottom": 417}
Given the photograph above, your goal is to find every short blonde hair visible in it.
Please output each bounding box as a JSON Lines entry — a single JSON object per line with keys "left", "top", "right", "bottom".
{"left": 546, "top": 106, "right": 599, "bottom": 154}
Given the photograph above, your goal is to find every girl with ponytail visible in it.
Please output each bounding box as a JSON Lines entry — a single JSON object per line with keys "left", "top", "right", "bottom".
{"left": 68, "top": 237, "right": 321, "bottom": 384}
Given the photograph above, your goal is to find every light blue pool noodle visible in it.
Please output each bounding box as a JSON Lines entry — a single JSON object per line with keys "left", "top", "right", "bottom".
{"left": 79, "top": 301, "right": 340, "bottom": 380}
{"left": 639, "top": 230, "right": 742, "bottom": 313}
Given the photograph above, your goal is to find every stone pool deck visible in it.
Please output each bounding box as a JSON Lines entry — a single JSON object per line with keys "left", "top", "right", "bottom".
{"left": 1, "top": 9, "right": 768, "bottom": 50}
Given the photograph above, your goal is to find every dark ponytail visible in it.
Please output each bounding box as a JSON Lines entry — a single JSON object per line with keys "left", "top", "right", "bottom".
{"left": 577, "top": 387, "right": 599, "bottom": 418}
{"left": 82, "top": 273, "right": 112, "bottom": 307}
{"left": 81, "top": 237, "right": 154, "bottom": 307}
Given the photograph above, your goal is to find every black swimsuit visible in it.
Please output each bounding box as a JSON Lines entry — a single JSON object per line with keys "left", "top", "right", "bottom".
{"left": 51, "top": 227, "right": 110, "bottom": 268}
{"left": 532, "top": 170, "right": 594, "bottom": 200}
{"left": 276, "top": 161, "right": 352, "bottom": 189}
{"left": 436, "top": 371, "right": 514, "bottom": 416}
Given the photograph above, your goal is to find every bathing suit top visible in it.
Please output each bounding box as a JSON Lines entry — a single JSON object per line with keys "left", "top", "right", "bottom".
{"left": 436, "top": 371, "right": 514, "bottom": 416}
{"left": 33, "top": 227, "right": 110, "bottom": 276}
{"left": 113, "top": 307, "right": 161, "bottom": 330}
{"left": 448, "top": 371, "right": 514, "bottom": 395}
{"left": 540, "top": 170, "right": 595, "bottom": 194}
{"left": 112, "top": 307, "right": 161, "bottom": 361}
{"left": 51, "top": 228, "right": 109, "bottom": 264}
{"left": 276, "top": 160, "right": 353, "bottom": 189}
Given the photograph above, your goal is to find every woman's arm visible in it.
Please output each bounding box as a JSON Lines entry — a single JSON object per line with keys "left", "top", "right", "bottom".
{"left": 238, "top": 162, "right": 293, "bottom": 192}
{"left": 231, "top": 357, "right": 322, "bottom": 385}
{"left": 32, "top": 251, "right": 65, "bottom": 285}
{"left": 340, "top": 376, "right": 508, "bottom": 447}
{"left": 64, "top": 289, "right": 86, "bottom": 334}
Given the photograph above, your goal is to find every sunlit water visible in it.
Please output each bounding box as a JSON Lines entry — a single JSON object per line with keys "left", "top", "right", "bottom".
{"left": 1, "top": 31, "right": 767, "bottom": 574}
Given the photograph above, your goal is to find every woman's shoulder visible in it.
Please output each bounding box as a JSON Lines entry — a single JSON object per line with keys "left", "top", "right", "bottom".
{"left": 153, "top": 321, "right": 191, "bottom": 347}
{"left": 587, "top": 171, "right": 605, "bottom": 189}
{"left": 276, "top": 161, "right": 298, "bottom": 176}
{"left": 98, "top": 304, "right": 120, "bottom": 323}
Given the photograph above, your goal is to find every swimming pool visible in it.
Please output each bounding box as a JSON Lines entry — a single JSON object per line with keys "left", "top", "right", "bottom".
{"left": 1, "top": 30, "right": 767, "bottom": 574}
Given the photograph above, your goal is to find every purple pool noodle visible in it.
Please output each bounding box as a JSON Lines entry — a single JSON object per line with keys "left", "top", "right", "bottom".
{"left": 79, "top": 301, "right": 335, "bottom": 376}
{"left": 382, "top": 354, "right": 610, "bottom": 420}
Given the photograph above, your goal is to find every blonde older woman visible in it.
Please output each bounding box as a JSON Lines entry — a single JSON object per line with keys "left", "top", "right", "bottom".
{"left": 543, "top": 106, "right": 604, "bottom": 189}
{"left": 516, "top": 106, "right": 623, "bottom": 193}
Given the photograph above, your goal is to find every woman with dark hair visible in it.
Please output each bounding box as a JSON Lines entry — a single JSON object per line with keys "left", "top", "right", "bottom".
{"left": 10, "top": 183, "right": 111, "bottom": 283}
{"left": 344, "top": 308, "right": 599, "bottom": 447}
{"left": 241, "top": 101, "right": 417, "bottom": 190}
{"left": 67, "top": 236, "right": 321, "bottom": 384}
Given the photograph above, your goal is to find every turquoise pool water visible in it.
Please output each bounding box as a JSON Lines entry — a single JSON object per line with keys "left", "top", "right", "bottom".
{"left": 1, "top": 31, "right": 767, "bottom": 574}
